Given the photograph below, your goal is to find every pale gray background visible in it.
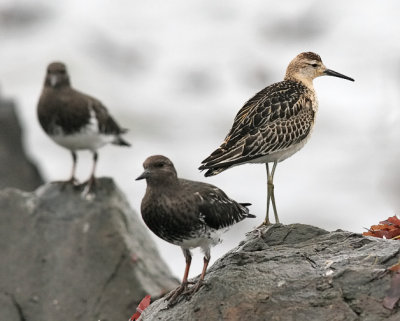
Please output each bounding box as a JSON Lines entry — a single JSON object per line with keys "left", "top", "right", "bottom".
{"left": 1, "top": 0, "right": 399, "bottom": 278}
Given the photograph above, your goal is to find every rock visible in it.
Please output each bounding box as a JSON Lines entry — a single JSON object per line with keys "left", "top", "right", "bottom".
{"left": 141, "top": 224, "right": 400, "bottom": 321}
{"left": 0, "top": 178, "right": 178, "bottom": 321}
{"left": 0, "top": 92, "right": 43, "bottom": 190}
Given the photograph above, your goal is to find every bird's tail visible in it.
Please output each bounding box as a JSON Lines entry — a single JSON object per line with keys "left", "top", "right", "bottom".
{"left": 113, "top": 136, "right": 131, "bottom": 147}
{"left": 201, "top": 166, "right": 230, "bottom": 177}
{"left": 199, "top": 144, "right": 243, "bottom": 177}
{"left": 240, "top": 202, "right": 256, "bottom": 218}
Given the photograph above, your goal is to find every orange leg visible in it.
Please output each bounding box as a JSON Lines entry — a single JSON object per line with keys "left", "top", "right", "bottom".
{"left": 165, "top": 249, "right": 193, "bottom": 306}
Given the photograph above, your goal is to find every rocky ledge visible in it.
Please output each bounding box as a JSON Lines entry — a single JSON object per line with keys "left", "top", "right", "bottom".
{"left": 141, "top": 223, "right": 400, "bottom": 321}
{"left": 0, "top": 178, "right": 178, "bottom": 321}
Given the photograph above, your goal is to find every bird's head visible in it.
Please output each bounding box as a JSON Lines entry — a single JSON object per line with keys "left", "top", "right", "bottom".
{"left": 285, "top": 52, "right": 354, "bottom": 87}
{"left": 136, "top": 155, "right": 178, "bottom": 186}
{"left": 44, "top": 62, "right": 70, "bottom": 88}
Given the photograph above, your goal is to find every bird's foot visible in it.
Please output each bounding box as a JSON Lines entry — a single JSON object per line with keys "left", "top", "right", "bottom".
{"left": 257, "top": 219, "right": 273, "bottom": 228}
{"left": 81, "top": 177, "right": 96, "bottom": 200}
{"left": 182, "top": 279, "right": 204, "bottom": 297}
{"left": 53, "top": 177, "right": 80, "bottom": 190}
{"left": 253, "top": 221, "right": 275, "bottom": 238}
{"left": 164, "top": 282, "right": 190, "bottom": 307}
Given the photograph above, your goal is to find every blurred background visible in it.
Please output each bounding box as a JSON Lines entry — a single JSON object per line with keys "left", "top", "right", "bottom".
{"left": 1, "top": 0, "right": 400, "bottom": 278}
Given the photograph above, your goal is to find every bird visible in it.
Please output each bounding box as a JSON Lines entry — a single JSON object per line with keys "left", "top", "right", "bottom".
{"left": 136, "top": 155, "right": 255, "bottom": 305}
{"left": 37, "top": 62, "right": 130, "bottom": 193}
{"left": 199, "top": 52, "right": 354, "bottom": 226}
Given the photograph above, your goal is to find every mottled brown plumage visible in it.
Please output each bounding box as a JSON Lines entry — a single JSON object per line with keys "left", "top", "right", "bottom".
{"left": 199, "top": 52, "right": 354, "bottom": 225}
{"left": 201, "top": 80, "right": 315, "bottom": 171}
{"left": 136, "top": 155, "right": 254, "bottom": 305}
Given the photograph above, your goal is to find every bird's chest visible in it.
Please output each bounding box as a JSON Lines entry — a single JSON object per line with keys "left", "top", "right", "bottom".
{"left": 38, "top": 93, "right": 92, "bottom": 134}
{"left": 141, "top": 195, "right": 211, "bottom": 245}
{"left": 311, "top": 94, "right": 319, "bottom": 114}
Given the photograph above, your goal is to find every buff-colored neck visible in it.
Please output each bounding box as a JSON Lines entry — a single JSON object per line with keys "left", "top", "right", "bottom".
{"left": 285, "top": 64, "right": 315, "bottom": 90}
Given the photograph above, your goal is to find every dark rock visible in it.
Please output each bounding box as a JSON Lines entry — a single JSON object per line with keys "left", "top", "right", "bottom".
{"left": 0, "top": 178, "right": 178, "bottom": 321}
{"left": 0, "top": 92, "right": 43, "bottom": 190}
{"left": 141, "top": 224, "right": 400, "bottom": 321}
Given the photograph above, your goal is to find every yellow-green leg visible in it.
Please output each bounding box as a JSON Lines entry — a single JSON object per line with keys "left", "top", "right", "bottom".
{"left": 263, "top": 161, "right": 279, "bottom": 225}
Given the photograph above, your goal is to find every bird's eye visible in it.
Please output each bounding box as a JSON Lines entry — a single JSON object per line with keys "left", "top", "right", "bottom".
{"left": 155, "top": 163, "right": 165, "bottom": 168}
{"left": 311, "top": 64, "right": 318, "bottom": 67}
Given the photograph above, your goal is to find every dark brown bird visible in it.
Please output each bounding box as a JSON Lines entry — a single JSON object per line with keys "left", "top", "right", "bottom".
{"left": 136, "top": 155, "right": 255, "bottom": 305}
{"left": 37, "top": 62, "right": 130, "bottom": 192}
{"left": 199, "top": 52, "right": 354, "bottom": 225}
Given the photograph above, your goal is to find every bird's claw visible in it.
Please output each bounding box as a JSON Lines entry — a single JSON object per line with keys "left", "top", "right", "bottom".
{"left": 81, "top": 177, "right": 96, "bottom": 199}
{"left": 251, "top": 222, "right": 274, "bottom": 238}
{"left": 182, "top": 280, "right": 204, "bottom": 297}
{"left": 165, "top": 283, "right": 188, "bottom": 307}
{"left": 54, "top": 177, "right": 80, "bottom": 189}
{"left": 164, "top": 280, "right": 204, "bottom": 307}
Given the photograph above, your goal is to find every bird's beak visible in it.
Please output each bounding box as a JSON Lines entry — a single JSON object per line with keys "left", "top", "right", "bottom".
{"left": 136, "top": 169, "right": 150, "bottom": 180}
{"left": 323, "top": 69, "right": 354, "bottom": 82}
{"left": 49, "top": 74, "right": 59, "bottom": 87}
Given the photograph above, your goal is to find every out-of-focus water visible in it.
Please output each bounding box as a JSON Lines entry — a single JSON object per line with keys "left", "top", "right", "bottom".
{"left": 1, "top": 0, "right": 400, "bottom": 278}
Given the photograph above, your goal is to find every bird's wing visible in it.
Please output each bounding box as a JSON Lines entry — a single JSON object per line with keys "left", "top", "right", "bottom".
{"left": 81, "top": 92, "right": 128, "bottom": 135}
{"left": 200, "top": 81, "right": 314, "bottom": 168}
{"left": 182, "top": 180, "right": 253, "bottom": 230}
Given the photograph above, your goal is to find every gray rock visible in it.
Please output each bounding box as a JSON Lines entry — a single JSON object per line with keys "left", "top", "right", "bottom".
{"left": 141, "top": 224, "right": 400, "bottom": 321}
{"left": 0, "top": 92, "right": 43, "bottom": 190}
{"left": 0, "top": 178, "right": 178, "bottom": 321}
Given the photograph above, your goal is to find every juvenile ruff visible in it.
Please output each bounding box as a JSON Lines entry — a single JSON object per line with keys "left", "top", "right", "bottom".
{"left": 199, "top": 52, "right": 354, "bottom": 225}
{"left": 37, "top": 62, "right": 130, "bottom": 192}
{"left": 136, "top": 155, "right": 255, "bottom": 305}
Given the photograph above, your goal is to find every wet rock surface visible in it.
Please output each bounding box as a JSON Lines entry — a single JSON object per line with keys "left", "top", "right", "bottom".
{"left": 0, "top": 178, "right": 178, "bottom": 321}
{"left": 141, "top": 224, "right": 400, "bottom": 321}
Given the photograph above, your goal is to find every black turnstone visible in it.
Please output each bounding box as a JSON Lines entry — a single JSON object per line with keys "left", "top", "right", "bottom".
{"left": 199, "top": 52, "right": 354, "bottom": 225}
{"left": 37, "top": 62, "right": 130, "bottom": 192}
{"left": 136, "top": 155, "right": 255, "bottom": 305}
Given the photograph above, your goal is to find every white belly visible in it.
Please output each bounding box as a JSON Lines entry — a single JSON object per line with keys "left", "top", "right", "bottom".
{"left": 50, "top": 132, "right": 114, "bottom": 151}
{"left": 249, "top": 134, "right": 312, "bottom": 164}
{"left": 178, "top": 228, "right": 224, "bottom": 252}
{"left": 49, "top": 107, "right": 114, "bottom": 151}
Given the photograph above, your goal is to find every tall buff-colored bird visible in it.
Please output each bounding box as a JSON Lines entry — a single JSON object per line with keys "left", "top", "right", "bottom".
{"left": 200, "top": 52, "right": 354, "bottom": 225}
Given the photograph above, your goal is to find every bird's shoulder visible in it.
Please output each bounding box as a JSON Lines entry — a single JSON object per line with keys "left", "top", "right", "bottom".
{"left": 178, "top": 179, "right": 251, "bottom": 229}
{"left": 72, "top": 88, "right": 127, "bottom": 135}
{"left": 223, "top": 80, "right": 313, "bottom": 146}
{"left": 178, "top": 179, "right": 228, "bottom": 203}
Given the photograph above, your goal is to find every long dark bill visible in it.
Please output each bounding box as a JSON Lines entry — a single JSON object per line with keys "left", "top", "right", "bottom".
{"left": 324, "top": 69, "right": 354, "bottom": 82}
